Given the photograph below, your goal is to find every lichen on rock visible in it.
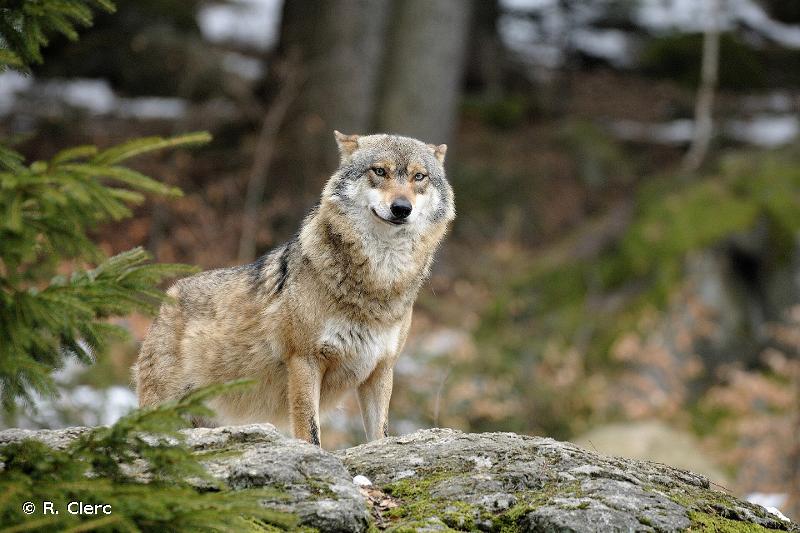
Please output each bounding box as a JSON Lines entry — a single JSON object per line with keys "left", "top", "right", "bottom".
{"left": 336, "top": 428, "right": 796, "bottom": 532}
{"left": 1, "top": 425, "right": 796, "bottom": 532}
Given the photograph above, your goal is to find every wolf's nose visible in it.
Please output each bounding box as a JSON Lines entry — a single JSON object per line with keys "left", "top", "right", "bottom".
{"left": 390, "top": 198, "right": 412, "bottom": 219}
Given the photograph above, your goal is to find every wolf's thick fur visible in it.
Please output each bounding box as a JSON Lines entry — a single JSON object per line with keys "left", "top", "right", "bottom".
{"left": 134, "top": 132, "right": 455, "bottom": 445}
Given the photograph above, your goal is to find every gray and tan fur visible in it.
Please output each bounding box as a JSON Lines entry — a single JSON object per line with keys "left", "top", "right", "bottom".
{"left": 134, "top": 131, "right": 455, "bottom": 445}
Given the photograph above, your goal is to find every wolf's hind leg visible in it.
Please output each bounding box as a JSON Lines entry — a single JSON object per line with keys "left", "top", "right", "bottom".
{"left": 287, "top": 355, "right": 323, "bottom": 445}
{"left": 358, "top": 360, "right": 393, "bottom": 441}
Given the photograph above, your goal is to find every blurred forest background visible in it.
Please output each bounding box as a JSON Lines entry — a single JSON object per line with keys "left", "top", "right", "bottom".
{"left": 2, "top": 0, "right": 799, "bottom": 520}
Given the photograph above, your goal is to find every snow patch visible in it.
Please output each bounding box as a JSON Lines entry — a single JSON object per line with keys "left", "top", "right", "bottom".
{"left": 572, "top": 28, "right": 633, "bottom": 68}
{"left": 746, "top": 493, "right": 790, "bottom": 522}
{"left": 7, "top": 359, "right": 138, "bottom": 430}
{"left": 611, "top": 119, "right": 695, "bottom": 145}
{"left": 54, "top": 78, "right": 116, "bottom": 113}
{"left": 611, "top": 114, "right": 800, "bottom": 147}
{"left": 499, "top": 0, "right": 800, "bottom": 73}
{"left": 0, "top": 76, "right": 188, "bottom": 119}
{"left": 222, "top": 52, "right": 265, "bottom": 81}
{"left": 198, "top": 0, "right": 282, "bottom": 50}
{"left": 726, "top": 114, "right": 800, "bottom": 147}
{"left": 0, "top": 71, "right": 33, "bottom": 115}
{"left": 353, "top": 475, "right": 373, "bottom": 487}
{"left": 741, "top": 92, "right": 795, "bottom": 113}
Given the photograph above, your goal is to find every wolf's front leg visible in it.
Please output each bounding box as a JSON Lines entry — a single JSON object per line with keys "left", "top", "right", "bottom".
{"left": 357, "top": 359, "right": 394, "bottom": 441}
{"left": 287, "top": 355, "right": 323, "bottom": 445}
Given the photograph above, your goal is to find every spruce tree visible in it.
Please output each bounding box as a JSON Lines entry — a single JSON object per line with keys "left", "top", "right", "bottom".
{"left": 0, "top": 134, "right": 208, "bottom": 413}
{"left": 1, "top": 3, "right": 285, "bottom": 531}
{"left": 0, "top": 0, "right": 203, "bottom": 414}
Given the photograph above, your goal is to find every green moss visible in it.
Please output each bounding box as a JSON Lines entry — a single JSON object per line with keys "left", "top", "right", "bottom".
{"left": 444, "top": 501, "right": 485, "bottom": 530}
{"left": 192, "top": 448, "right": 248, "bottom": 461}
{"left": 688, "top": 511, "right": 782, "bottom": 532}
{"left": 244, "top": 519, "right": 317, "bottom": 532}
{"left": 661, "top": 484, "right": 787, "bottom": 533}
{"left": 385, "top": 470, "right": 456, "bottom": 496}
{"left": 638, "top": 515, "right": 653, "bottom": 527}
{"left": 381, "top": 471, "right": 479, "bottom": 531}
{"left": 305, "top": 477, "right": 337, "bottom": 499}
{"left": 493, "top": 482, "right": 583, "bottom": 533}
{"left": 373, "top": 475, "right": 791, "bottom": 533}
{"left": 391, "top": 521, "right": 458, "bottom": 533}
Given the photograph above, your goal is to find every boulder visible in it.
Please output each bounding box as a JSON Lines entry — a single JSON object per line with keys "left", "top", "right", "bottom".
{"left": 2, "top": 425, "right": 796, "bottom": 532}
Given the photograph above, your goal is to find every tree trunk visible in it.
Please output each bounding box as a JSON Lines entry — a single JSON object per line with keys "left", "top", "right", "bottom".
{"left": 463, "top": 0, "right": 503, "bottom": 99}
{"left": 277, "top": 0, "right": 391, "bottom": 194}
{"left": 374, "top": 0, "right": 473, "bottom": 146}
{"left": 238, "top": 55, "right": 304, "bottom": 262}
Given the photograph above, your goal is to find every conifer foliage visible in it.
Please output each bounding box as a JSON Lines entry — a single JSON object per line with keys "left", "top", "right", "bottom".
{"left": 0, "top": 134, "right": 206, "bottom": 412}
{"left": 0, "top": 1, "right": 209, "bottom": 414}
{"left": 0, "top": 3, "right": 285, "bottom": 531}
{"left": 0, "top": 382, "right": 297, "bottom": 531}
{"left": 0, "top": 0, "right": 115, "bottom": 70}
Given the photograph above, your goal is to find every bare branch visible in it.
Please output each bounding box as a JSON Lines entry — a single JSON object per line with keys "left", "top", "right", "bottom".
{"left": 238, "top": 52, "right": 305, "bottom": 262}
{"left": 681, "top": 0, "right": 721, "bottom": 175}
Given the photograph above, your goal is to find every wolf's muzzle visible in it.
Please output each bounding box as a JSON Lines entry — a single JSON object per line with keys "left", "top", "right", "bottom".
{"left": 390, "top": 197, "right": 412, "bottom": 220}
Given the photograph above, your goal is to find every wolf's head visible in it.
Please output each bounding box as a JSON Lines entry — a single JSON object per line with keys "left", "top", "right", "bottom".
{"left": 322, "top": 131, "right": 455, "bottom": 236}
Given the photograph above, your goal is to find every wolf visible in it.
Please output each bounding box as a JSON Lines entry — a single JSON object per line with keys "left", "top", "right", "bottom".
{"left": 133, "top": 131, "right": 455, "bottom": 445}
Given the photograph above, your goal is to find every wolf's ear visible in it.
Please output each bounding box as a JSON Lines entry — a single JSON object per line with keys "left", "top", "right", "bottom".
{"left": 427, "top": 143, "right": 447, "bottom": 164}
{"left": 334, "top": 130, "right": 360, "bottom": 158}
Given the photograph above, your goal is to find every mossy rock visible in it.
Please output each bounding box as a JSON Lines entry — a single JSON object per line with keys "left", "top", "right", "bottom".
{"left": 336, "top": 429, "right": 797, "bottom": 532}
{"left": 0, "top": 424, "right": 369, "bottom": 532}
{"left": 3, "top": 425, "right": 796, "bottom": 532}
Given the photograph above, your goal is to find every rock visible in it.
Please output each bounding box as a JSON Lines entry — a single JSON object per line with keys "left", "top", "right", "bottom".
{"left": 572, "top": 421, "right": 730, "bottom": 486}
{"left": 2, "top": 425, "right": 797, "bottom": 532}
{"left": 335, "top": 428, "right": 798, "bottom": 532}
{"left": 0, "top": 426, "right": 93, "bottom": 449}
{"left": 0, "top": 424, "right": 370, "bottom": 533}
{"left": 183, "top": 425, "right": 369, "bottom": 532}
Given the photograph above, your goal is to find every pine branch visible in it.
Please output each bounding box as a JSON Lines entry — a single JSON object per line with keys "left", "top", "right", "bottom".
{"left": 0, "top": 134, "right": 207, "bottom": 274}
{"left": 0, "top": 3, "right": 276, "bottom": 531}
{"left": 92, "top": 132, "right": 212, "bottom": 165}
{"left": 1, "top": 247, "right": 198, "bottom": 411}
{"left": 0, "top": 0, "right": 115, "bottom": 71}
{"left": 1, "top": 133, "right": 207, "bottom": 413}
{"left": 0, "top": 382, "right": 298, "bottom": 532}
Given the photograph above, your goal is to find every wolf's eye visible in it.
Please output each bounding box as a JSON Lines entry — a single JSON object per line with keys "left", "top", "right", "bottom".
{"left": 414, "top": 172, "right": 427, "bottom": 182}
{"left": 372, "top": 167, "right": 386, "bottom": 177}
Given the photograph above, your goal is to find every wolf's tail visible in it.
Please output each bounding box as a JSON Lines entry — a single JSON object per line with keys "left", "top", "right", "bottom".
{"left": 134, "top": 312, "right": 183, "bottom": 407}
